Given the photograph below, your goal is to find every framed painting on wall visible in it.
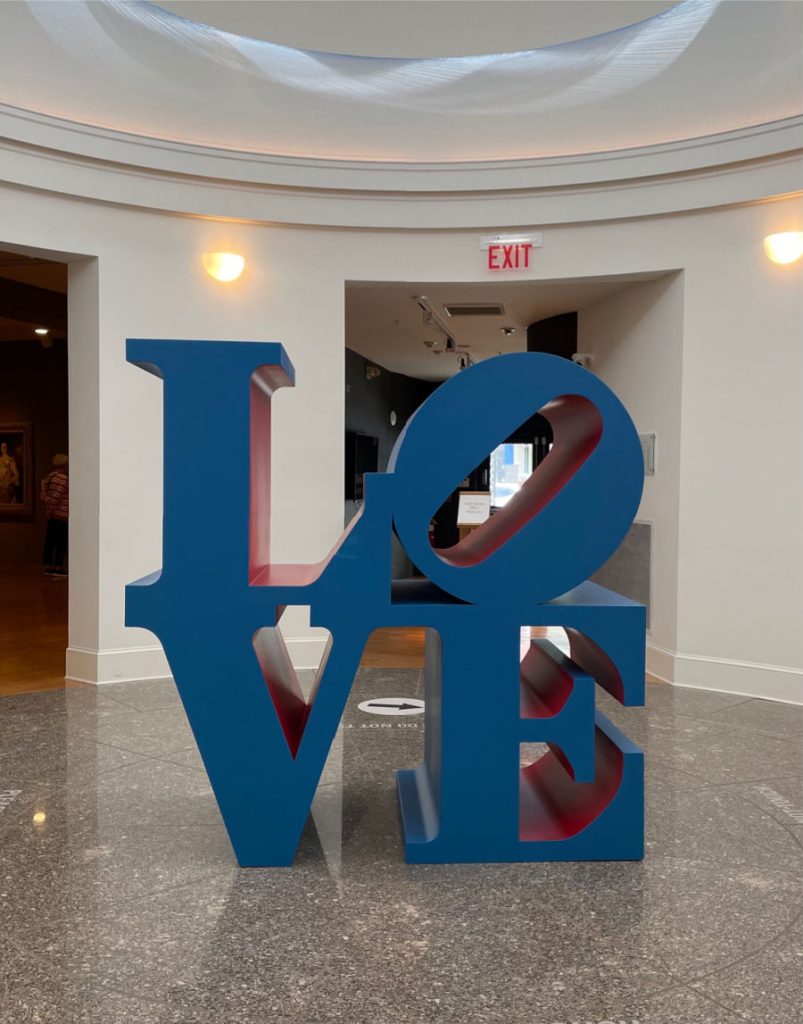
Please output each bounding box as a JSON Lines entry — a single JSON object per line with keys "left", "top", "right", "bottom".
{"left": 0, "top": 423, "right": 33, "bottom": 516}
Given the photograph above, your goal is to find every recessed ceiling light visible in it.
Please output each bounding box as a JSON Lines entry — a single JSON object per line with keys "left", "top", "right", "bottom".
{"left": 500, "top": 326, "right": 517, "bottom": 336}
{"left": 34, "top": 327, "right": 49, "bottom": 336}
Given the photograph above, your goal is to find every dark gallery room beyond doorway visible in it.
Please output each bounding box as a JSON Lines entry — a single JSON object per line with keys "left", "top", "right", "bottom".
{"left": 0, "top": 249, "right": 69, "bottom": 696}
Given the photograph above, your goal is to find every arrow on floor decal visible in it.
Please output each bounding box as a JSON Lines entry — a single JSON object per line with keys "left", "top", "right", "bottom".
{"left": 357, "top": 697, "right": 425, "bottom": 716}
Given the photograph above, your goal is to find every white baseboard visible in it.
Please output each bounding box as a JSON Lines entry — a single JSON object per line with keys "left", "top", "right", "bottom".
{"left": 673, "top": 652, "right": 802, "bottom": 706}
{"left": 68, "top": 639, "right": 802, "bottom": 705}
{"left": 647, "top": 642, "right": 802, "bottom": 705}
{"left": 66, "top": 644, "right": 171, "bottom": 684}
{"left": 646, "top": 642, "right": 676, "bottom": 684}
{"left": 66, "top": 635, "right": 330, "bottom": 684}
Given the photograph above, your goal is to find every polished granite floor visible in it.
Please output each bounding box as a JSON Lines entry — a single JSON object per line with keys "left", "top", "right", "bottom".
{"left": 0, "top": 669, "right": 801, "bottom": 1024}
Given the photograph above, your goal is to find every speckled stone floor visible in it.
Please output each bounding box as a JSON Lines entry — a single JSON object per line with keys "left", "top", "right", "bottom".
{"left": 0, "top": 670, "right": 801, "bottom": 1024}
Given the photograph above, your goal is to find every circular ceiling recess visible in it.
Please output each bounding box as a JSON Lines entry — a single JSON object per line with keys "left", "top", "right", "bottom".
{"left": 0, "top": 0, "right": 800, "bottom": 168}
{"left": 151, "top": 0, "right": 680, "bottom": 59}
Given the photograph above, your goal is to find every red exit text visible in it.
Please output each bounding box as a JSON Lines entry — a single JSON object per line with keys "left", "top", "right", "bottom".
{"left": 487, "top": 242, "right": 534, "bottom": 271}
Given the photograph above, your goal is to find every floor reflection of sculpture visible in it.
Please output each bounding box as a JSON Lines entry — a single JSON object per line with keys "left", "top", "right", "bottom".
{"left": 127, "top": 341, "right": 645, "bottom": 866}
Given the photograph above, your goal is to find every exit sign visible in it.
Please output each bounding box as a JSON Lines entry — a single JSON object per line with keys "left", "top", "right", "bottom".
{"left": 480, "top": 234, "right": 543, "bottom": 271}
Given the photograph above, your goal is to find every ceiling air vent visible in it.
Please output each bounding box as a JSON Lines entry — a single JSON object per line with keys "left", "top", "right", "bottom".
{"left": 444, "top": 303, "right": 506, "bottom": 317}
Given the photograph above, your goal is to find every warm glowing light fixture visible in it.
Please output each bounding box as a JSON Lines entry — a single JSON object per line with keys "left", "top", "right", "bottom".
{"left": 763, "top": 232, "right": 803, "bottom": 265}
{"left": 32, "top": 811, "right": 46, "bottom": 824}
{"left": 202, "top": 252, "right": 245, "bottom": 282}
{"left": 34, "top": 327, "right": 49, "bottom": 336}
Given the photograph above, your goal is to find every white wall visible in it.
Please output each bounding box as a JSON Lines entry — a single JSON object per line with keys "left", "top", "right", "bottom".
{"left": 0, "top": 184, "right": 800, "bottom": 701}
{"left": 674, "top": 205, "right": 803, "bottom": 701}
{"left": 576, "top": 208, "right": 803, "bottom": 702}
{"left": 67, "top": 257, "right": 101, "bottom": 668}
{"left": 579, "top": 273, "right": 684, "bottom": 679}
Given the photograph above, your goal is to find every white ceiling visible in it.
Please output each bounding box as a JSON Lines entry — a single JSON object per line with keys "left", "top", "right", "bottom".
{"left": 0, "top": 251, "right": 67, "bottom": 342}
{"left": 346, "top": 274, "right": 665, "bottom": 381}
{"left": 153, "top": 1, "right": 679, "bottom": 58}
{"left": 0, "top": 1, "right": 800, "bottom": 163}
{"left": 0, "top": 254, "right": 66, "bottom": 293}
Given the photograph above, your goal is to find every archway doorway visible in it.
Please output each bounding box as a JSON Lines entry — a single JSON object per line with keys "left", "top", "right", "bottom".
{"left": 344, "top": 273, "right": 678, "bottom": 674}
{"left": 0, "top": 248, "right": 69, "bottom": 695}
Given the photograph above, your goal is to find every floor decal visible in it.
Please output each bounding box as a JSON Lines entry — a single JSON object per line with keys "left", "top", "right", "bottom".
{"left": 753, "top": 784, "right": 803, "bottom": 825}
{"left": 0, "top": 789, "right": 22, "bottom": 815}
{"left": 357, "top": 697, "right": 425, "bottom": 716}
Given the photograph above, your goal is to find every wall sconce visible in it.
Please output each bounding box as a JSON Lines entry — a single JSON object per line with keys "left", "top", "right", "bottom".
{"left": 763, "top": 232, "right": 803, "bottom": 265}
{"left": 202, "top": 252, "right": 246, "bottom": 282}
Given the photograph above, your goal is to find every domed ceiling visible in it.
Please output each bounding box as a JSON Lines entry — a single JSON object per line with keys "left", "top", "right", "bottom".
{"left": 0, "top": 0, "right": 800, "bottom": 164}
{"left": 152, "top": 1, "right": 680, "bottom": 59}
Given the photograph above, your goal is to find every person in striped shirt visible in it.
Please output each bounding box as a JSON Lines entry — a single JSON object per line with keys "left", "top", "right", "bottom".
{"left": 41, "top": 454, "right": 69, "bottom": 577}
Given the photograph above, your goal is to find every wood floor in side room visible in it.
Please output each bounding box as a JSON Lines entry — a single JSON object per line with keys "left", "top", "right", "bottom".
{"left": 0, "top": 564, "right": 69, "bottom": 696}
{"left": 0, "top": 566, "right": 432, "bottom": 696}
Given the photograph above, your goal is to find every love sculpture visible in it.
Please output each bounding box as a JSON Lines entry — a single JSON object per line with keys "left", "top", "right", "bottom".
{"left": 126, "top": 341, "right": 645, "bottom": 866}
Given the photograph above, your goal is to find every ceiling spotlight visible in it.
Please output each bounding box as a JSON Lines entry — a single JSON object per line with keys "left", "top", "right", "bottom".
{"left": 500, "top": 327, "right": 517, "bottom": 336}
{"left": 414, "top": 295, "right": 453, "bottom": 341}
{"left": 365, "top": 365, "right": 381, "bottom": 380}
{"left": 34, "top": 327, "right": 49, "bottom": 336}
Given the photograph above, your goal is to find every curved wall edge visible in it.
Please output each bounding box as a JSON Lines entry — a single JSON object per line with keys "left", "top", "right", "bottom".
{"left": 0, "top": 103, "right": 801, "bottom": 196}
{"left": 0, "top": 135, "right": 800, "bottom": 230}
